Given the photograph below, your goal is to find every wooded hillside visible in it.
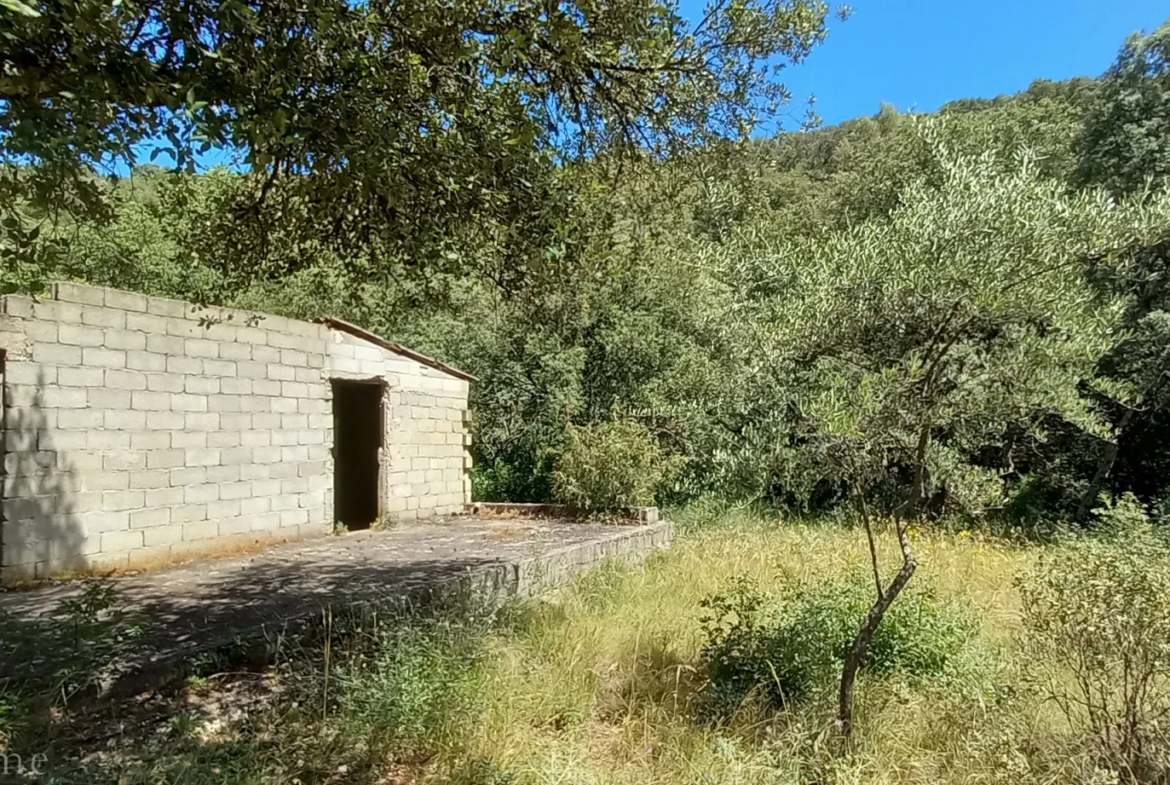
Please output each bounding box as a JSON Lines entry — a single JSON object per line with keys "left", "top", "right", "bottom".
{"left": 5, "top": 20, "right": 1170, "bottom": 532}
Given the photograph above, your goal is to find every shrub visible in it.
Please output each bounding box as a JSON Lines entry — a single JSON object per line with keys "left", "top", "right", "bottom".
{"left": 700, "top": 572, "right": 976, "bottom": 714}
{"left": 553, "top": 420, "right": 680, "bottom": 511}
{"left": 338, "top": 612, "right": 488, "bottom": 759}
{"left": 1020, "top": 494, "right": 1170, "bottom": 782}
{"left": 0, "top": 578, "right": 146, "bottom": 709}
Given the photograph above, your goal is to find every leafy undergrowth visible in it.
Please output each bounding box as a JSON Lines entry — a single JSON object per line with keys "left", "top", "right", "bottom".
{"left": 698, "top": 570, "right": 978, "bottom": 717}
{"left": 1, "top": 508, "right": 1141, "bottom": 785}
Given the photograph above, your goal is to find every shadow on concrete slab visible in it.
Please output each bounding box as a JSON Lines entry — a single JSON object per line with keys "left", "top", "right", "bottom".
{"left": 0, "top": 517, "right": 673, "bottom": 700}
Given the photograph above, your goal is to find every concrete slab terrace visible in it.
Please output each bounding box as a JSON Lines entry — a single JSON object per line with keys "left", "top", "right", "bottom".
{"left": 0, "top": 515, "right": 674, "bottom": 698}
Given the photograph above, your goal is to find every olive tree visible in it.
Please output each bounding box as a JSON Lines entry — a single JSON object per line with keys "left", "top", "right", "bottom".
{"left": 717, "top": 129, "right": 1170, "bottom": 733}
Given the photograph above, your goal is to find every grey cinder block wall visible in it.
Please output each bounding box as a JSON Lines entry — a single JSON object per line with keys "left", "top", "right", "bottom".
{"left": 0, "top": 283, "right": 473, "bottom": 582}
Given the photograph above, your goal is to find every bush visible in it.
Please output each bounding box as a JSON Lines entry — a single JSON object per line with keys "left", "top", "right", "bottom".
{"left": 1020, "top": 494, "right": 1170, "bottom": 782}
{"left": 338, "top": 611, "right": 488, "bottom": 759}
{"left": 471, "top": 447, "right": 557, "bottom": 503}
{"left": 553, "top": 420, "right": 680, "bottom": 511}
{"left": 700, "top": 572, "right": 976, "bottom": 714}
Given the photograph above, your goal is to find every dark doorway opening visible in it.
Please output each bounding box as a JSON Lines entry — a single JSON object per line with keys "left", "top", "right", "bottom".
{"left": 332, "top": 379, "right": 384, "bottom": 531}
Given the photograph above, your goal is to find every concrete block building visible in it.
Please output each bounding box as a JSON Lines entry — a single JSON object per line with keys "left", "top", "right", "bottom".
{"left": 0, "top": 283, "right": 474, "bottom": 582}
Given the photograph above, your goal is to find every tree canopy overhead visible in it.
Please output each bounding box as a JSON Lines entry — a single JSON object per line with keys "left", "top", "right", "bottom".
{"left": 1, "top": 0, "right": 839, "bottom": 285}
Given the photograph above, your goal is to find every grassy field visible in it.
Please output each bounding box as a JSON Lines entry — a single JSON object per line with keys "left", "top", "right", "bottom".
{"left": 453, "top": 509, "right": 1056, "bottom": 785}
{"left": 4, "top": 508, "right": 1127, "bottom": 784}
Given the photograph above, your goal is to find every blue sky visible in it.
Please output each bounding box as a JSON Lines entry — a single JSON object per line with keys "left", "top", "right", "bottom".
{"left": 693, "top": 0, "right": 1169, "bottom": 130}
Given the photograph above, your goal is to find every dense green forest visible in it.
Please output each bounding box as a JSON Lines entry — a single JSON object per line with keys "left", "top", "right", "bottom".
{"left": 7, "top": 20, "right": 1170, "bottom": 534}
{"left": 7, "top": 4, "right": 1170, "bottom": 781}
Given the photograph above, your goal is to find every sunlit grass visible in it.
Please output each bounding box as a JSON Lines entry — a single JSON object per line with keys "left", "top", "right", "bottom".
{"left": 449, "top": 508, "right": 1053, "bottom": 785}
{"left": 32, "top": 508, "right": 1111, "bottom": 785}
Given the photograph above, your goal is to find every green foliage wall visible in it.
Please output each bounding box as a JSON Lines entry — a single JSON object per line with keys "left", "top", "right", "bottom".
{"left": 17, "top": 20, "right": 1170, "bottom": 520}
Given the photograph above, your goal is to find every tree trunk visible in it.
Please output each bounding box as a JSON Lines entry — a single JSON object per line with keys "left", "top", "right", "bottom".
{"left": 837, "top": 427, "right": 926, "bottom": 736}
{"left": 853, "top": 490, "right": 883, "bottom": 601}
{"left": 836, "top": 539, "right": 916, "bottom": 735}
{"left": 1075, "top": 405, "right": 1136, "bottom": 524}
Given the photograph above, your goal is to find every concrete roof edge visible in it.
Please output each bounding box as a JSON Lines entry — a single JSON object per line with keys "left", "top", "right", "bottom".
{"left": 315, "top": 316, "right": 477, "bottom": 383}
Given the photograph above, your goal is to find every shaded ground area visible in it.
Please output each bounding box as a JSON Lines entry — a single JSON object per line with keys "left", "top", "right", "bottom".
{"left": 0, "top": 515, "right": 673, "bottom": 697}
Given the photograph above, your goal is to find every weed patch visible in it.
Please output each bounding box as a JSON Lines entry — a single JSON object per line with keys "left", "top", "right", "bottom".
{"left": 1021, "top": 497, "right": 1170, "bottom": 782}
{"left": 699, "top": 570, "right": 978, "bottom": 715}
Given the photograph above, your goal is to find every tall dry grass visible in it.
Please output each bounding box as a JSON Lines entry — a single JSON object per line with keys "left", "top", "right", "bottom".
{"left": 28, "top": 508, "right": 1128, "bottom": 785}
{"left": 442, "top": 508, "right": 1102, "bottom": 785}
